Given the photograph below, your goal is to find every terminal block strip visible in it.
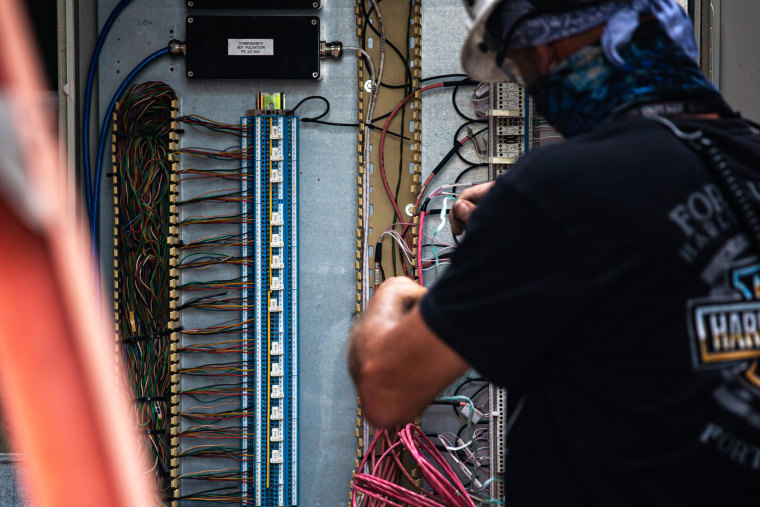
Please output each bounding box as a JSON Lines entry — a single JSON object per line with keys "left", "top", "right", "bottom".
{"left": 486, "top": 81, "right": 532, "bottom": 503}
{"left": 488, "top": 82, "right": 532, "bottom": 180}
{"left": 241, "top": 113, "right": 299, "bottom": 506}
{"left": 489, "top": 385, "right": 507, "bottom": 501}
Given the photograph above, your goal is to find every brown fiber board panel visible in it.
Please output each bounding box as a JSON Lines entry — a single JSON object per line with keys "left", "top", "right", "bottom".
{"left": 352, "top": 0, "right": 422, "bottom": 498}
{"left": 356, "top": 0, "right": 421, "bottom": 313}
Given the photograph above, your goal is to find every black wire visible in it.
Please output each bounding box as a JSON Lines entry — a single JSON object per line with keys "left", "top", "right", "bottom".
{"left": 453, "top": 120, "right": 488, "bottom": 165}
{"left": 453, "top": 81, "right": 485, "bottom": 122}
{"left": 360, "top": 0, "right": 414, "bottom": 89}
{"left": 454, "top": 120, "right": 484, "bottom": 143}
{"left": 422, "top": 73, "right": 470, "bottom": 82}
{"left": 370, "top": 79, "right": 478, "bottom": 124}
{"left": 303, "top": 119, "right": 409, "bottom": 141}
{"left": 290, "top": 95, "right": 329, "bottom": 120}
{"left": 454, "top": 163, "right": 488, "bottom": 183}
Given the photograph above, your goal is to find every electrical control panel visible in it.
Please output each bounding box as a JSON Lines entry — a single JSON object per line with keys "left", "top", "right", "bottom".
{"left": 64, "top": 0, "right": 552, "bottom": 504}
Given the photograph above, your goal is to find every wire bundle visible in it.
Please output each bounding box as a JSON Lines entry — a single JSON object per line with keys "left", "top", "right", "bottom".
{"left": 112, "top": 81, "right": 177, "bottom": 501}
{"left": 352, "top": 424, "right": 476, "bottom": 507}
{"left": 171, "top": 114, "right": 265, "bottom": 504}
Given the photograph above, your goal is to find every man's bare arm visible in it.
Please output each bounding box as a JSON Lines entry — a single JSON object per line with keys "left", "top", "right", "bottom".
{"left": 348, "top": 277, "right": 469, "bottom": 427}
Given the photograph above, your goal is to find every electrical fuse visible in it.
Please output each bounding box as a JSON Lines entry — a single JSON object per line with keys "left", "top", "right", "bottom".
{"left": 271, "top": 255, "right": 284, "bottom": 269}
{"left": 271, "top": 406, "right": 283, "bottom": 420}
{"left": 270, "top": 212, "right": 283, "bottom": 226}
{"left": 269, "top": 298, "right": 282, "bottom": 313}
{"left": 271, "top": 276, "right": 283, "bottom": 291}
{"left": 497, "top": 142, "right": 524, "bottom": 154}
{"left": 271, "top": 428, "right": 283, "bottom": 442}
{"left": 496, "top": 82, "right": 521, "bottom": 92}
{"left": 271, "top": 233, "right": 283, "bottom": 247}
{"left": 497, "top": 124, "right": 525, "bottom": 136}
{"left": 497, "top": 100, "right": 522, "bottom": 110}
{"left": 270, "top": 450, "right": 284, "bottom": 463}
{"left": 271, "top": 363, "right": 283, "bottom": 377}
{"left": 271, "top": 147, "right": 283, "bottom": 161}
{"left": 270, "top": 125, "right": 282, "bottom": 139}
{"left": 271, "top": 384, "right": 284, "bottom": 398}
{"left": 499, "top": 91, "right": 523, "bottom": 101}
{"left": 270, "top": 341, "right": 283, "bottom": 356}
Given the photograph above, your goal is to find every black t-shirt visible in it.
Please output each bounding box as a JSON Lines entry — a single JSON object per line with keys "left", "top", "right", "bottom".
{"left": 420, "top": 115, "right": 760, "bottom": 504}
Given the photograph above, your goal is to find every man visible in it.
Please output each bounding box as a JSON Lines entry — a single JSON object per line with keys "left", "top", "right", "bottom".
{"left": 349, "top": 0, "right": 760, "bottom": 503}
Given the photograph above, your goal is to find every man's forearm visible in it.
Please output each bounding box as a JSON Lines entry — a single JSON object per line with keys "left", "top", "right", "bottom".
{"left": 346, "top": 278, "right": 469, "bottom": 427}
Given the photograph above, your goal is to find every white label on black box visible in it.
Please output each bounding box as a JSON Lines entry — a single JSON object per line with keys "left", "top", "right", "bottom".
{"left": 228, "top": 39, "right": 274, "bottom": 56}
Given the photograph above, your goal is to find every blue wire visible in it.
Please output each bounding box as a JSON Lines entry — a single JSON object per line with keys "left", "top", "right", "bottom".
{"left": 90, "top": 47, "right": 170, "bottom": 251}
{"left": 82, "top": 0, "right": 134, "bottom": 222}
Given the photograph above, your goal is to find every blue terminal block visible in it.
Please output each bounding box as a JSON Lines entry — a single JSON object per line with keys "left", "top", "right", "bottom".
{"left": 241, "top": 114, "right": 298, "bottom": 506}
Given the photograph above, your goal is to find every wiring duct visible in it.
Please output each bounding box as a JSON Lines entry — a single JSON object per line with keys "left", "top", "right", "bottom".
{"left": 360, "top": 0, "right": 386, "bottom": 310}
{"left": 112, "top": 81, "right": 178, "bottom": 503}
{"left": 93, "top": 47, "right": 170, "bottom": 250}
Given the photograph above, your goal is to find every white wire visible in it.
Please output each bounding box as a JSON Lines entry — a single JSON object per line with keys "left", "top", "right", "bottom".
{"left": 381, "top": 230, "right": 414, "bottom": 254}
{"left": 379, "top": 231, "right": 415, "bottom": 266}
{"left": 421, "top": 246, "right": 456, "bottom": 262}
{"left": 361, "top": 0, "right": 385, "bottom": 309}
{"left": 343, "top": 46, "right": 376, "bottom": 84}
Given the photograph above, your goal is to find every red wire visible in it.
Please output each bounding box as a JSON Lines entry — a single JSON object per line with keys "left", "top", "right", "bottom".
{"left": 374, "top": 83, "right": 445, "bottom": 279}
{"left": 378, "top": 83, "right": 444, "bottom": 221}
{"left": 351, "top": 423, "right": 474, "bottom": 507}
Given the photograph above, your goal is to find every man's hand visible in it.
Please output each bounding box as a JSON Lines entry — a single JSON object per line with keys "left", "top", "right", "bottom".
{"left": 450, "top": 181, "right": 495, "bottom": 236}
{"left": 348, "top": 277, "right": 469, "bottom": 427}
{"left": 363, "top": 276, "right": 427, "bottom": 327}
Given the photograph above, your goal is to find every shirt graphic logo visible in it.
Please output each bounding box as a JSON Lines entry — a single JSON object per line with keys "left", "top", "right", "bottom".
{"left": 689, "top": 264, "right": 760, "bottom": 387}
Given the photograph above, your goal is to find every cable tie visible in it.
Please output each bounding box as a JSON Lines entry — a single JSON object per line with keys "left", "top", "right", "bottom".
{"left": 114, "top": 128, "right": 165, "bottom": 138}
{"left": 135, "top": 396, "right": 169, "bottom": 403}
{"left": 119, "top": 329, "right": 175, "bottom": 344}
{"left": 139, "top": 428, "right": 167, "bottom": 435}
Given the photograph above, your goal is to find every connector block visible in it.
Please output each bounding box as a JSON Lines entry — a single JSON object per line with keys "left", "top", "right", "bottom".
{"left": 241, "top": 112, "right": 298, "bottom": 505}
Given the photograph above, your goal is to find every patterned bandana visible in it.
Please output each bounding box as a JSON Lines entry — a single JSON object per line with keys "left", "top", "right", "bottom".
{"left": 493, "top": 0, "right": 698, "bottom": 67}
{"left": 526, "top": 21, "right": 724, "bottom": 137}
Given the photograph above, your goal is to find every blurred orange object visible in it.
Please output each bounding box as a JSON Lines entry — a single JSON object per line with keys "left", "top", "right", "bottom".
{"left": 0, "top": 1, "right": 156, "bottom": 506}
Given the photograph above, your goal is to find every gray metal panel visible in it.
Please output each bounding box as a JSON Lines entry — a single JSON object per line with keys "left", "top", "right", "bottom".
{"left": 421, "top": 1, "right": 485, "bottom": 190}
{"left": 420, "top": 0, "right": 485, "bottom": 262}
{"left": 716, "top": 0, "right": 760, "bottom": 121}
{"left": 96, "top": 0, "right": 360, "bottom": 503}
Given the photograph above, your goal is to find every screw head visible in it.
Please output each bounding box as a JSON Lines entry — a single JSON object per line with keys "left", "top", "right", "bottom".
{"left": 187, "top": 0, "right": 194, "bottom": 6}
{"left": 311, "top": 18, "right": 318, "bottom": 25}
{"left": 313, "top": 1, "right": 319, "bottom": 7}
{"left": 312, "top": 72, "right": 319, "bottom": 79}
{"left": 187, "top": 71, "right": 194, "bottom": 77}
{"left": 187, "top": 17, "right": 193, "bottom": 23}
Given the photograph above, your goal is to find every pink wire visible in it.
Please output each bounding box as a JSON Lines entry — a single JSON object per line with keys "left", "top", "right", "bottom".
{"left": 351, "top": 423, "right": 475, "bottom": 507}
